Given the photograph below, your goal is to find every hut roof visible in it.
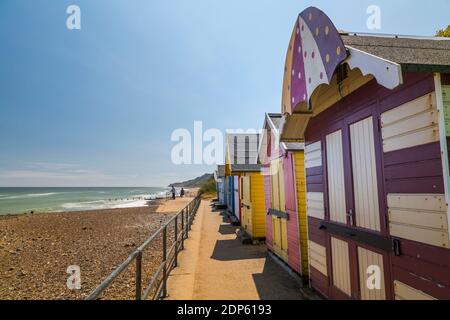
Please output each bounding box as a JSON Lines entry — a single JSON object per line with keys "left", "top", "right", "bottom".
{"left": 281, "top": 142, "right": 305, "bottom": 151}
{"left": 342, "top": 34, "right": 450, "bottom": 69}
{"left": 230, "top": 164, "right": 262, "bottom": 172}
{"left": 267, "top": 113, "right": 283, "bottom": 131}
{"left": 226, "top": 133, "right": 261, "bottom": 173}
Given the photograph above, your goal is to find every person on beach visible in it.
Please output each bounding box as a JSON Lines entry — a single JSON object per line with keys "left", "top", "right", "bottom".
{"left": 180, "top": 188, "right": 185, "bottom": 198}
{"left": 171, "top": 186, "right": 176, "bottom": 200}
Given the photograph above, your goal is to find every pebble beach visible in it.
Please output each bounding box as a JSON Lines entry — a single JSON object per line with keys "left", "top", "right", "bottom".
{"left": 0, "top": 197, "right": 194, "bottom": 300}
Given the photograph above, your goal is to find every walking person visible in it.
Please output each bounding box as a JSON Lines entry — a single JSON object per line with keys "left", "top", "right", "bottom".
{"left": 171, "top": 185, "right": 176, "bottom": 200}
{"left": 180, "top": 188, "right": 185, "bottom": 198}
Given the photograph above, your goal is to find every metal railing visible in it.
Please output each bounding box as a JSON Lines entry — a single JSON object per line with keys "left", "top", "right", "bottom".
{"left": 85, "top": 196, "right": 201, "bottom": 300}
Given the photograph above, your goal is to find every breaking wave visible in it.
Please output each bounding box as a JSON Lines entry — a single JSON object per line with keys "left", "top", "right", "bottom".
{"left": 0, "top": 192, "right": 58, "bottom": 200}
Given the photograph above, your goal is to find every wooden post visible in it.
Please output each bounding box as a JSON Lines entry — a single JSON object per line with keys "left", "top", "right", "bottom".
{"left": 135, "top": 251, "right": 142, "bottom": 300}
{"left": 162, "top": 226, "right": 167, "bottom": 298}
{"left": 174, "top": 216, "right": 178, "bottom": 267}
{"left": 181, "top": 209, "right": 185, "bottom": 249}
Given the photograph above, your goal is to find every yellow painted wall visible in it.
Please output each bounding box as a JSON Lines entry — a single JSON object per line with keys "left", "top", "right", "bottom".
{"left": 294, "top": 151, "right": 309, "bottom": 275}
{"left": 250, "top": 172, "right": 266, "bottom": 238}
{"left": 241, "top": 172, "right": 266, "bottom": 239}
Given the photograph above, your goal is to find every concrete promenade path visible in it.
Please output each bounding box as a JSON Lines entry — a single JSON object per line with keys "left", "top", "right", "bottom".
{"left": 166, "top": 200, "right": 306, "bottom": 300}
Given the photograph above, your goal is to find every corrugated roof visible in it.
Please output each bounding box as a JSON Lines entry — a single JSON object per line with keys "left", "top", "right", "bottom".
{"left": 342, "top": 34, "right": 450, "bottom": 67}
{"left": 226, "top": 133, "right": 261, "bottom": 166}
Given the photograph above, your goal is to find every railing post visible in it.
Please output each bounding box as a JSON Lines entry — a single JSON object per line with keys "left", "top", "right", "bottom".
{"left": 188, "top": 203, "right": 193, "bottom": 231}
{"left": 181, "top": 209, "right": 185, "bottom": 249}
{"left": 136, "top": 251, "right": 142, "bottom": 300}
{"left": 174, "top": 215, "right": 178, "bottom": 267}
{"left": 186, "top": 207, "right": 190, "bottom": 236}
{"left": 162, "top": 226, "right": 167, "bottom": 298}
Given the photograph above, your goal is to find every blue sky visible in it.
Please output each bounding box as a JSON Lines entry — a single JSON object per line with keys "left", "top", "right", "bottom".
{"left": 0, "top": 0, "right": 449, "bottom": 187}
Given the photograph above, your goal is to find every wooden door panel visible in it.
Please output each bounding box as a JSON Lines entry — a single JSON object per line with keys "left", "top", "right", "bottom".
{"left": 331, "top": 237, "right": 352, "bottom": 297}
{"left": 357, "top": 247, "right": 386, "bottom": 300}
{"left": 349, "top": 117, "right": 381, "bottom": 232}
{"left": 281, "top": 218, "right": 288, "bottom": 259}
{"left": 270, "top": 160, "right": 280, "bottom": 210}
{"left": 326, "top": 130, "right": 347, "bottom": 224}
{"left": 272, "top": 216, "right": 281, "bottom": 254}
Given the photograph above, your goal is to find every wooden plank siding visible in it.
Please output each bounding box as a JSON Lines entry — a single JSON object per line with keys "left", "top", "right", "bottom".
{"left": 388, "top": 194, "right": 449, "bottom": 248}
{"left": 391, "top": 239, "right": 450, "bottom": 299}
{"left": 382, "top": 78, "right": 450, "bottom": 300}
{"left": 381, "top": 92, "right": 439, "bottom": 153}
{"left": 383, "top": 142, "right": 444, "bottom": 194}
{"left": 303, "top": 72, "right": 450, "bottom": 299}
{"left": 306, "top": 192, "right": 325, "bottom": 220}
{"left": 308, "top": 240, "right": 327, "bottom": 276}
{"left": 305, "top": 141, "right": 322, "bottom": 168}
{"left": 294, "top": 152, "right": 309, "bottom": 274}
{"left": 250, "top": 173, "right": 266, "bottom": 239}
{"left": 264, "top": 170, "right": 273, "bottom": 250}
{"left": 305, "top": 139, "right": 327, "bottom": 288}
{"left": 305, "top": 142, "right": 324, "bottom": 193}
{"left": 394, "top": 281, "right": 436, "bottom": 300}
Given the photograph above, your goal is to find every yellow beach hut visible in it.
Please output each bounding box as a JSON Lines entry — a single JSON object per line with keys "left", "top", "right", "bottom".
{"left": 225, "top": 133, "right": 266, "bottom": 240}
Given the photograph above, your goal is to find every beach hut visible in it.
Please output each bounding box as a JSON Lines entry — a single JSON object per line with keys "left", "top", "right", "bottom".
{"left": 260, "top": 113, "right": 308, "bottom": 277}
{"left": 280, "top": 6, "right": 450, "bottom": 299}
{"left": 215, "top": 165, "right": 226, "bottom": 205}
{"left": 226, "top": 133, "right": 266, "bottom": 240}
{"left": 224, "top": 139, "right": 241, "bottom": 223}
{"left": 226, "top": 175, "right": 240, "bottom": 219}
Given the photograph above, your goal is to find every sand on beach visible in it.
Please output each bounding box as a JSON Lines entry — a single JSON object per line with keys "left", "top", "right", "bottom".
{"left": 0, "top": 197, "right": 194, "bottom": 300}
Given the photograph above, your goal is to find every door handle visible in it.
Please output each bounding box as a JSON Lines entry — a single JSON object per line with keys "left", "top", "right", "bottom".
{"left": 347, "top": 209, "right": 354, "bottom": 225}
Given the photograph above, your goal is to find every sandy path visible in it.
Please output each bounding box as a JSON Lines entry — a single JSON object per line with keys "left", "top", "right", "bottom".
{"left": 0, "top": 199, "right": 190, "bottom": 300}
{"left": 156, "top": 197, "right": 194, "bottom": 213}
{"left": 166, "top": 201, "right": 305, "bottom": 300}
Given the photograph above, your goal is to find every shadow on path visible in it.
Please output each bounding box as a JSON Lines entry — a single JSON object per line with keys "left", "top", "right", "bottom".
{"left": 211, "top": 237, "right": 267, "bottom": 261}
{"left": 218, "top": 224, "right": 237, "bottom": 235}
{"left": 253, "top": 258, "right": 304, "bottom": 300}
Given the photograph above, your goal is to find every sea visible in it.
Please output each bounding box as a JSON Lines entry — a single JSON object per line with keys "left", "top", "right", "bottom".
{"left": 0, "top": 187, "right": 169, "bottom": 215}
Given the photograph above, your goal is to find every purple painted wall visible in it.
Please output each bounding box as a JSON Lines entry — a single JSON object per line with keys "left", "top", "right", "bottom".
{"left": 384, "top": 142, "right": 444, "bottom": 194}
{"left": 304, "top": 72, "right": 450, "bottom": 300}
